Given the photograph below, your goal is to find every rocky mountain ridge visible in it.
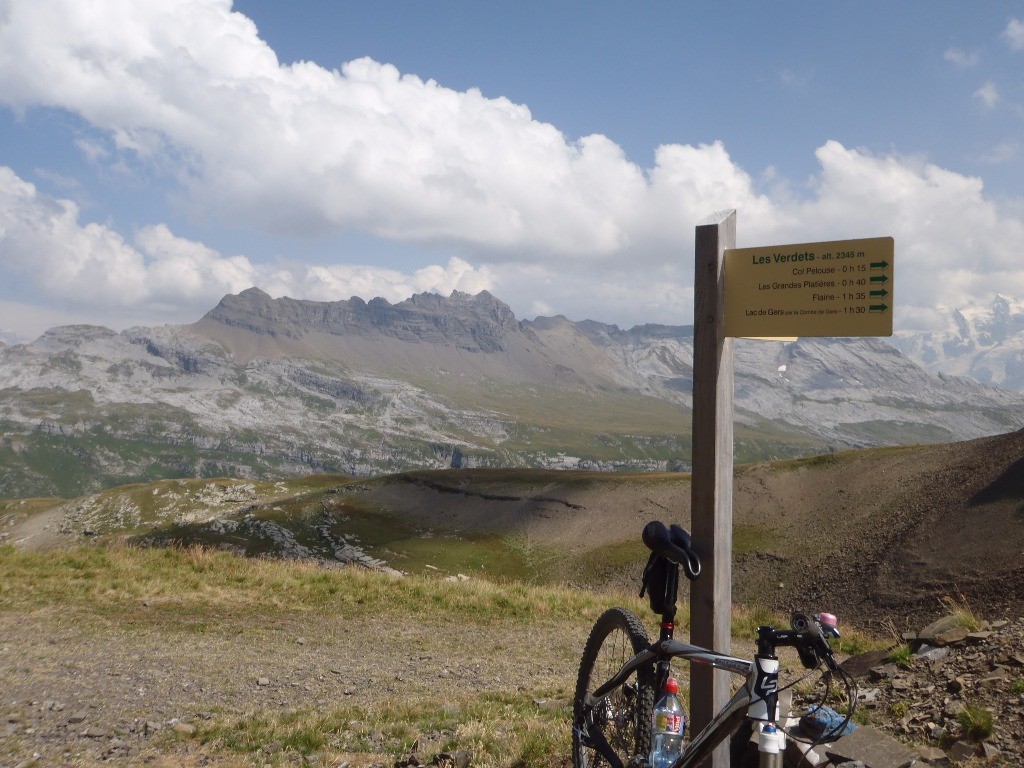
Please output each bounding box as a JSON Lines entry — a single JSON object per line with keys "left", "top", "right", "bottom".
{"left": 204, "top": 287, "right": 525, "bottom": 353}
{"left": 2, "top": 289, "right": 1023, "bottom": 497}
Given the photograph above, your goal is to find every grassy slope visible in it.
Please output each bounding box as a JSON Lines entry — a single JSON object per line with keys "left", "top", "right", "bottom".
{"left": 0, "top": 545, "right": 880, "bottom": 768}
{"left": 0, "top": 442, "right": 949, "bottom": 585}
{"left": 6, "top": 427, "right": 1024, "bottom": 626}
{"left": 421, "top": 376, "right": 831, "bottom": 464}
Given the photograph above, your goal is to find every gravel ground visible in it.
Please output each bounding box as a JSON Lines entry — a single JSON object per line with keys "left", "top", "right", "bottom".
{"left": 6, "top": 599, "right": 1024, "bottom": 768}
{"left": 0, "top": 606, "right": 582, "bottom": 767}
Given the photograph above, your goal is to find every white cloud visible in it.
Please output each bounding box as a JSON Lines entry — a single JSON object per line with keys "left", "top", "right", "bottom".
{"left": 0, "top": 166, "right": 149, "bottom": 305}
{"left": 528, "top": 300, "right": 553, "bottom": 318}
{"left": 74, "top": 137, "right": 110, "bottom": 164}
{"left": 0, "top": 0, "right": 775, "bottom": 264}
{"left": 483, "top": 142, "right": 1024, "bottom": 332}
{"left": 1003, "top": 18, "right": 1024, "bottom": 51}
{"left": 943, "top": 47, "right": 979, "bottom": 68}
{"left": 0, "top": 2, "right": 1023, "bottom": 337}
{"left": 974, "top": 82, "right": 1000, "bottom": 109}
{"left": 298, "top": 258, "right": 492, "bottom": 304}
{"left": 132, "top": 224, "right": 259, "bottom": 305}
{"left": 5, "top": 131, "right": 1024, "bottom": 337}
{"left": 789, "top": 142, "right": 1024, "bottom": 326}
{"left": 0, "top": 166, "right": 264, "bottom": 316}
{"left": 0, "top": 166, "right": 494, "bottom": 332}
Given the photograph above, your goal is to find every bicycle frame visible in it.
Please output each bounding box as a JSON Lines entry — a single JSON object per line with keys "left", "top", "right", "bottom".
{"left": 584, "top": 637, "right": 782, "bottom": 768}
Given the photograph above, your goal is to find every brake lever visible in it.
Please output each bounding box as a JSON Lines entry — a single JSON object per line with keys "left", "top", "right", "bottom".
{"left": 790, "top": 611, "right": 842, "bottom": 670}
{"left": 813, "top": 613, "right": 843, "bottom": 672}
{"left": 816, "top": 612, "right": 840, "bottom": 639}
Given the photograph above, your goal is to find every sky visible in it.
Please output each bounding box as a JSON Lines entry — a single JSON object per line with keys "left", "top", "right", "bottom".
{"left": 1, "top": 1, "right": 1024, "bottom": 343}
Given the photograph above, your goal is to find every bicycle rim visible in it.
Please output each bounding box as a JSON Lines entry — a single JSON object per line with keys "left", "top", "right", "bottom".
{"left": 573, "top": 607, "right": 655, "bottom": 768}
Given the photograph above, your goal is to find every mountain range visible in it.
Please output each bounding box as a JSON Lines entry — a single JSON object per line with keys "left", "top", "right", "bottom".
{"left": 1, "top": 288, "right": 1023, "bottom": 498}
{"left": 891, "top": 293, "right": 1024, "bottom": 391}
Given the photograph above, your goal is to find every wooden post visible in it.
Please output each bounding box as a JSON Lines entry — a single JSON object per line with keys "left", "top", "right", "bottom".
{"left": 689, "top": 210, "right": 735, "bottom": 768}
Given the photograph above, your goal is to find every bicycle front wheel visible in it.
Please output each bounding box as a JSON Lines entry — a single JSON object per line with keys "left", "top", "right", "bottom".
{"left": 572, "top": 607, "right": 655, "bottom": 768}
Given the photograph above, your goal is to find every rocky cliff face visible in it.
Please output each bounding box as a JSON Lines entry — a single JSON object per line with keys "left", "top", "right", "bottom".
{"left": 203, "top": 288, "right": 527, "bottom": 353}
{"left": 2, "top": 290, "right": 1023, "bottom": 497}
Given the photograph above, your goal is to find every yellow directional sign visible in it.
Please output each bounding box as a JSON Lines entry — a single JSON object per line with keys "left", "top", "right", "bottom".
{"left": 724, "top": 236, "right": 894, "bottom": 338}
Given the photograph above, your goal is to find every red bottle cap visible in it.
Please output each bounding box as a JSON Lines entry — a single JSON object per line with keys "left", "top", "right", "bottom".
{"left": 665, "top": 677, "right": 679, "bottom": 694}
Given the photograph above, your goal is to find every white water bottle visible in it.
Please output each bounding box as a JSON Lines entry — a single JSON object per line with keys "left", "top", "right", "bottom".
{"left": 650, "top": 676, "right": 685, "bottom": 768}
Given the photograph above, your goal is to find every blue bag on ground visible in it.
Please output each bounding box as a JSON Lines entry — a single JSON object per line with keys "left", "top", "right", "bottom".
{"left": 800, "top": 705, "right": 856, "bottom": 739}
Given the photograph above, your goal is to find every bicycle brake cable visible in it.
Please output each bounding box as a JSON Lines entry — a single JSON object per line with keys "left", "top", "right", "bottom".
{"left": 817, "top": 666, "right": 858, "bottom": 743}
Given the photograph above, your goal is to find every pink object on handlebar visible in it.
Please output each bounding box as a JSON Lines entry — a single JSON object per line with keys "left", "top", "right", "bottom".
{"left": 819, "top": 612, "right": 838, "bottom": 629}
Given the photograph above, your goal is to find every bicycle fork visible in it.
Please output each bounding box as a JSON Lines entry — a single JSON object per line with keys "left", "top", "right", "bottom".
{"left": 757, "top": 722, "right": 785, "bottom": 768}
{"left": 750, "top": 654, "right": 784, "bottom": 768}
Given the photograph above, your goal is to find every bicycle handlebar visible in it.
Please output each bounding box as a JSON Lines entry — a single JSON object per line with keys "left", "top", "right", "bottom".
{"left": 761, "top": 612, "right": 842, "bottom": 671}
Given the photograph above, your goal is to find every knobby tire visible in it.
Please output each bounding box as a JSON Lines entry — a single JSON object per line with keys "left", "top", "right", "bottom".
{"left": 573, "top": 607, "right": 656, "bottom": 768}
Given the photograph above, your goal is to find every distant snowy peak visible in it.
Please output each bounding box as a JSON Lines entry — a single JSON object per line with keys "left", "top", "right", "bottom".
{"left": 953, "top": 294, "right": 1024, "bottom": 346}
{"left": 892, "top": 294, "right": 1024, "bottom": 390}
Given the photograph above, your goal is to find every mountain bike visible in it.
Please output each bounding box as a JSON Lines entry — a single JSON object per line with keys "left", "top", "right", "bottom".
{"left": 572, "top": 520, "right": 856, "bottom": 768}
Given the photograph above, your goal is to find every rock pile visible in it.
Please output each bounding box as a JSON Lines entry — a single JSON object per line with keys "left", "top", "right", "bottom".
{"left": 840, "top": 613, "right": 1024, "bottom": 766}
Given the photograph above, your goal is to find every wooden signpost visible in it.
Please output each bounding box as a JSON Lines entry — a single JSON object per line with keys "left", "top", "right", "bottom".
{"left": 689, "top": 211, "right": 735, "bottom": 768}
{"left": 688, "top": 215, "right": 894, "bottom": 768}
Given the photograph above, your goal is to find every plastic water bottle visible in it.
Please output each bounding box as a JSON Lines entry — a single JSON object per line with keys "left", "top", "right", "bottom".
{"left": 650, "top": 676, "right": 685, "bottom": 768}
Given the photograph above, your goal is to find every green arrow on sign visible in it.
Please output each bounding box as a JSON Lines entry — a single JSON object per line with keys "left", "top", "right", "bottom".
{"left": 869, "top": 274, "right": 889, "bottom": 284}
{"left": 869, "top": 304, "right": 889, "bottom": 313}
{"left": 870, "top": 260, "right": 889, "bottom": 270}
{"left": 870, "top": 288, "right": 889, "bottom": 298}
